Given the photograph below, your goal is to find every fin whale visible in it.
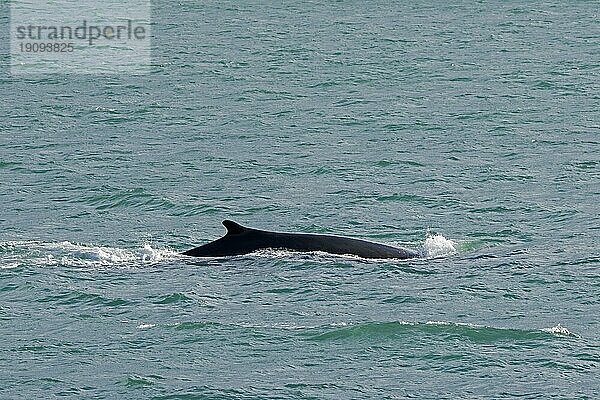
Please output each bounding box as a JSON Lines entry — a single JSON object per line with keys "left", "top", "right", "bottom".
{"left": 182, "top": 220, "right": 421, "bottom": 259}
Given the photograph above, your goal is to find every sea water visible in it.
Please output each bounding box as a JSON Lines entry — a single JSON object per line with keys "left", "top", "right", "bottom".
{"left": 1, "top": 1, "right": 598, "bottom": 398}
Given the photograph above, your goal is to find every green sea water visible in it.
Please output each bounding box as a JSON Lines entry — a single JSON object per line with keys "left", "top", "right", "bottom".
{"left": 1, "top": 1, "right": 599, "bottom": 399}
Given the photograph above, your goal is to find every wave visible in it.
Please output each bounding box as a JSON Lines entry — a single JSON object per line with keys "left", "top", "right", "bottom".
{"left": 74, "top": 188, "right": 227, "bottom": 216}
{"left": 306, "top": 321, "right": 580, "bottom": 342}
{"left": 0, "top": 240, "right": 179, "bottom": 269}
{"left": 38, "top": 290, "right": 130, "bottom": 307}
{"left": 132, "top": 319, "right": 579, "bottom": 345}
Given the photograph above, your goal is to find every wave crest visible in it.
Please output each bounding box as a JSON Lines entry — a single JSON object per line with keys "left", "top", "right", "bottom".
{"left": 307, "top": 320, "right": 579, "bottom": 342}
{"left": 423, "top": 234, "right": 457, "bottom": 258}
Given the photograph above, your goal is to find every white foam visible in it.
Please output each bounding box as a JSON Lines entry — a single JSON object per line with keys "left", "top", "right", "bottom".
{"left": 137, "top": 323, "right": 156, "bottom": 329}
{"left": 426, "top": 320, "right": 452, "bottom": 326}
{"left": 543, "top": 323, "right": 578, "bottom": 337}
{"left": 425, "top": 320, "right": 482, "bottom": 328}
{"left": 0, "top": 262, "right": 21, "bottom": 270}
{"left": 141, "top": 244, "right": 169, "bottom": 263}
{"left": 246, "top": 248, "right": 364, "bottom": 261}
{"left": 0, "top": 240, "right": 179, "bottom": 269}
{"left": 423, "top": 234, "right": 457, "bottom": 258}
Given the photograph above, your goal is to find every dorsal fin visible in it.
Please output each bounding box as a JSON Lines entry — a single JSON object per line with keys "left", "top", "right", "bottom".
{"left": 222, "top": 220, "right": 249, "bottom": 235}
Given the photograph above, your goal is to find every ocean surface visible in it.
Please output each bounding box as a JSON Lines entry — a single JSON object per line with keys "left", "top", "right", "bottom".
{"left": 1, "top": 1, "right": 599, "bottom": 399}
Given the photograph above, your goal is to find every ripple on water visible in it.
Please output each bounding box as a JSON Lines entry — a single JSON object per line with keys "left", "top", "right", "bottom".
{"left": 151, "top": 292, "right": 194, "bottom": 304}
{"left": 37, "top": 290, "right": 131, "bottom": 307}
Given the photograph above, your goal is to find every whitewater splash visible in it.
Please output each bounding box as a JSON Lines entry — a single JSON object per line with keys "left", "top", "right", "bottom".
{"left": 422, "top": 234, "right": 457, "bottom": 258}
{"left": 426, "top": 321, "right": 578, "bottom": 337}
{"left": 542, "top": 323, "right": 578, "bottom": 337}
{"left": 0, "top": 240, "right": 179, "bottom": 269}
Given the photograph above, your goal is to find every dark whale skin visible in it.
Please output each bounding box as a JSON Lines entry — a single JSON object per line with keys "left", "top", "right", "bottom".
{"left": 183, "top": 220, "right": 420, "bottom": 259}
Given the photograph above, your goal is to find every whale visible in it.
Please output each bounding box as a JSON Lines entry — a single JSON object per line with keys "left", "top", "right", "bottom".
{"left": 182, "top": 220, "right": 421, "bottom": 259}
